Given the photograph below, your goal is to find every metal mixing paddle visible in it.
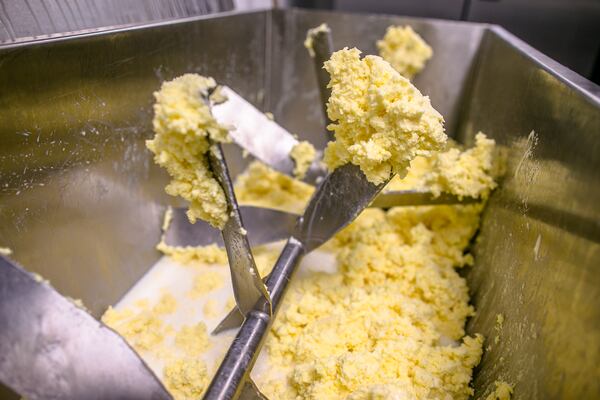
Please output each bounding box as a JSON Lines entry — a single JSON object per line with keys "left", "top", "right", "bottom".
{"left": 305, "top": 23, "right": 334, "bottom": 129}
{"left": 0, "top": 257, "right": 172, "bottom": 400}
{"left": 206, "top": 140, "right": 271, "bottom": 318}
{"left": 201, "top": 87, "right": 272, "bottom": 318}
{"left": 203, "top": 163, "right": 390, "bottom": 400}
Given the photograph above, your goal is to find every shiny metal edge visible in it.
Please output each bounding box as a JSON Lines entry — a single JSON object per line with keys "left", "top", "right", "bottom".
{"left": 0, "top": 8, "right": 271, "bottom": 50}
{"left": 489, "top": 26, "right": 600, "bottom": 104}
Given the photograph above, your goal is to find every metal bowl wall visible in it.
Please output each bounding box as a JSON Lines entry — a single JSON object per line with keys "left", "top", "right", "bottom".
{"left": 0, "top": 8, "right": 598, "bottom": 399}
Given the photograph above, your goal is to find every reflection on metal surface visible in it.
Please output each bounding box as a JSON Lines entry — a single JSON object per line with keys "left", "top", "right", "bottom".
{"left": 213, "top": 86, "right": 298, "bottom": 175}
{"left": 0, "top": 8, "right": 598, "bottom": 399}
{"left": 213, "top": 85, "right": 325, "bottom": 184}
{"left": 372, "top": 190, "right": 478, "bottom": 208}
{"left": 0, "top": 11, "right": 270, "bottom": 317}
{"left": 207, "top": 142, "right": 271, "bottom": 317}
{"left": 297, "top": 164, "right": 388, "bottom": 252}
{"left": 238, "top": 378, "right": 268, "bottom": 400}
{"left": 306, "top": 23, "right": 333, "bottom": 128}
{"left": 461, "top": 27, "right": 600, "bottom": 398}
{"left": 0, "top": 256, "right": 171, "bottom": 400}
{"left": 165, "top": 205, "right": 298, "bottom": 247}
{"left": 0, "top": 0, "right": 234, "bottom": 44}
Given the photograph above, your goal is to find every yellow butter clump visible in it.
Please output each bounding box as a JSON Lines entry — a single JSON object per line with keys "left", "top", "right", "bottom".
{"left": 102, "top": 293, "right": 176, "bottom": 353}
{"left": 156, "top": 208, "right": 228, "bottom": 265}
{"left": 174, "top": 323, "right": 211, "bottom": 355}
{"left": 152, "top": 293, "right": 178, "bottom": 314}
{"left": 304, "top": 23, "right": 331, "bottom": 57}
{"left": 188, "top": 271, "right": 224, "bottom": 298}
{"left": 235, "top": 160, "right": 314, "bottom": 214}
{"left": 146, "top": 73, "right": 230, "bottom": 229}
{"left": 203, "top": 299, "right": 220, "bottom": 318}
{"left": 156, "top": 241, "right": 228, "bottom": 266}
{"left": 103, "top": 296, "right": 214, "bottom": 400}
{"left": 259, "top": 204, "right": 487, "bottom": 399}
{"left": 386, "top": 132, "right": 498, "bottom": 198}
{"left": 163, "top": 357, "right": 210, "bottom": 400}
{"left": 290, "top": 141, "right": 317, "bottom": 179}
{"left": 377, "top": 25, "right": 433, "bottom": 79}
{"left": 485, "top": 381, "right": 513, "bottom": 400}
{"left": 323, "top": 48, "right": 446, "bottom": 185}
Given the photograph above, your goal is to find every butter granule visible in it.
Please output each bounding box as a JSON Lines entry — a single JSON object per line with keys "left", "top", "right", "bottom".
{"left": 290, "top": 141, "right": 317, "bottom": 179}
{"left": 102, "top": 293, "right": 213, "bottom": 400}
{"left": 485, "top": 381, "right": 513, "bottom": 400}
{"left": 235, "top": 160, "right": 314, "bottom": 214}
{"left": 304, "top": 23, "right": 331, "bottom": 57}
{"left": 203, "top": 299, "right": 220, "bottom": 318}
{"left": 67, "top": 296, "right": 89, "bottom": 312}
{"left": 188, "top": 271, "right": 224, "bottom": 298}
{"left": 146, "top": 73, "right": 230, "bottom": 229}
{"left": 174, "top": 323, "right": 211, "bottom": 355}
{"left": 163, "top": 357, "right": 210, "bottom": 400}
{"left": 377, "top": 25, "right": 433, "bottom": 79}
{"left": 102, "top": 294, "right": 176, "bottom": 353}
{"left": 323, "top": 48, "right": 446, "bottom": 185}
{"left": 153, "top": 293, "right": 178, "bottom": 315}
{"left": 386, "top": 132, "right": 498, "bottom": 198}
{"left": 157, "top": 240, "right": 228, "bottom": 266}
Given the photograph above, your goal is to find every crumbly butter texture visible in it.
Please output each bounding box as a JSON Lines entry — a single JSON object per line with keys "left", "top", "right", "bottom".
{"left": 304, "top": 23, "right": 331, "bottom": 57}
{"left": 188, "top": 271, "right": 224, "bottom": 298}
{"left": 103, "top": 143, "right": 501, "bottom": 399}
{"left": 290, "top": 141, "right": 317, "bottom": 179}
{"left": 174, "top": 323, "right": 211, "bottom": 355}
{"left": 259, "top": 204, "right": 485, "bottom": 399}
{"left": 163, "top": 358, "right": 209, "bottom": 400}
{"left": 103, "top": 292, "right": 214, "bottom": 400}
{"left": 146, "top": 73, "right": 230, "bottom": 229}
{"left": 377, "top": 25, "right": 433, "bottom": 79}
{"left": 157, "top": 240, "right": 228, "bottom": 266}
{"left": 323, "top": 48, "right": 446, "bottom": 185}
{"left": 386, "top": 132, "right": 498, "bottom": 198}
{"left": 102, "top": 293, "right": 177, "bottom": 353}
{"left": 156, "top": 206, "right": 229, "bottom": 265}
{"left": 485, "top": 381, "right": 513, "bottom": 400}
{"left": 234, "top": 160, "right": 314, "bottom": 214}
{"left": 203, "top": 299, "right": 219, "bottom": 318}
{"left": 108, "top": 106, "right": 502, "bottom": 399}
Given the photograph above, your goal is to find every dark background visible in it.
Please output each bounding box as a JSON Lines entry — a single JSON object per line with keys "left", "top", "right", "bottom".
{"left": 291, "top": 0, "right": 600, "bottom": 84}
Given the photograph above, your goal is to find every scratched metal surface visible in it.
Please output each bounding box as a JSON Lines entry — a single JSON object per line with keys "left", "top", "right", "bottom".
{"left": 0, "top": 257, "right": 172, "bottom": 400}
{"left": 0, "top": 0, "right": 234, "bottom": 43}
{"left": 460, "top": 27, "right": 600, "bottom": 398}
{"left": 0, "top": 11, "right": 268, "bottom": 318}
{"left": 0, "top": 8, "right": 599, "bottom": 399}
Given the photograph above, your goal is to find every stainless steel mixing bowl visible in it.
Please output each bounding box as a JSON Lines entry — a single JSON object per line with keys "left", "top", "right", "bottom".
{"left": 0, "top": 8, "right": 598, "bottom": 399}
